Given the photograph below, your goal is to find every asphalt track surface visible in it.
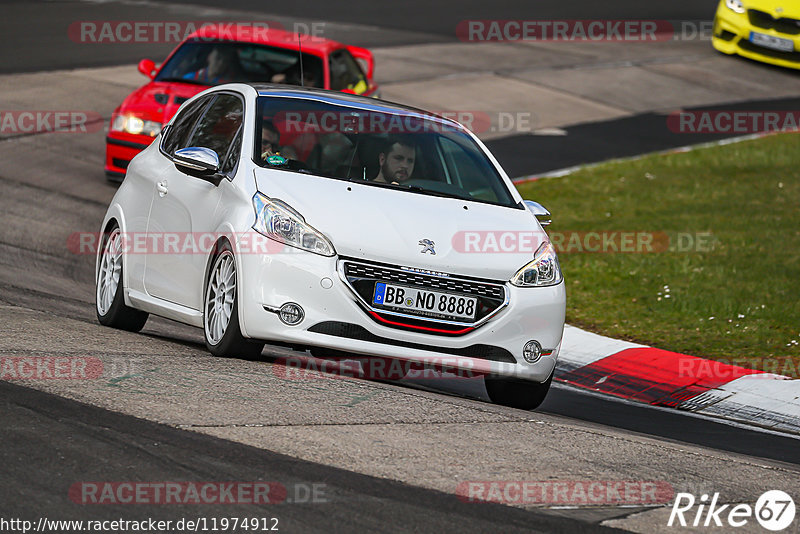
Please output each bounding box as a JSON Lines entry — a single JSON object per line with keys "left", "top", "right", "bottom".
{"left": 488, "top": 95, "right": 800, "bottom": 178}
{"left": 2, "top": 0, "right": 793, "bottom": 176}
{"left": 1, "top": 380, "right": 614, "bottom": 533}
{"left": 146, "top": 0, "right": 720, "bottom": 37}
{"left": 1, "top": 0, "right": 720, "bottom": 73}
{"left": 1, "top": 1, "right": 799, "bottom": 532}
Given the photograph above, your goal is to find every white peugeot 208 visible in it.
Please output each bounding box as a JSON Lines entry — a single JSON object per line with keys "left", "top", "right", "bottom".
{"left": 96, "top": 83, "right": 565, "bottom": 409}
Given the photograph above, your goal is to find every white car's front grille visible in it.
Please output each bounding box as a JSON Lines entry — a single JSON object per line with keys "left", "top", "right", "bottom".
{"left": 339, "top": 258, "right": 508, "bottom": 334}
{"left": 343, "top": 261, "right": 505, "bottom": 300}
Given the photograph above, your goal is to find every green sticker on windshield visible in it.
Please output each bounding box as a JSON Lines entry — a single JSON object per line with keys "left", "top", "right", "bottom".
{"left": 267, "top": 154, "right": 287, "bottom": 166}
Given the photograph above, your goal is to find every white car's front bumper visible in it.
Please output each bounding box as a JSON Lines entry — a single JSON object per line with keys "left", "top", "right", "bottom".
{"left": 236, "top": 236, "right": 565, "bottom": 382}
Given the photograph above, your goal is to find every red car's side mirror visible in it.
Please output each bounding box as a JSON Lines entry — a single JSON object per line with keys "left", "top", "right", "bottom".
{"left": 346, "top": 46, "right": 374, "bottom": 80}
{"left": 138, "top": 59, "right": 156, "bottom": 79}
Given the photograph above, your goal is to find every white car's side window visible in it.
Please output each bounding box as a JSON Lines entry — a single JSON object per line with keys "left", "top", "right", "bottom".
{"left": 221, "top": 127, "right": 243, "bottom": 176}
{"left": 161, "top": 96, "right": 214, "bottom": 157}
{"left": 185, "top": 94, "right": 244, "bottom": 169}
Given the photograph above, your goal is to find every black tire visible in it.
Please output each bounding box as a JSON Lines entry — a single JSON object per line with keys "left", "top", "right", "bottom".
{"left": 485, "top": 370, "right": 553, "bottom": 410}
{"left": 96, "top": 224, "right": 149, "bottom": 332}
{"left": 203, "top": 241, "right": 264, "bottom": 359}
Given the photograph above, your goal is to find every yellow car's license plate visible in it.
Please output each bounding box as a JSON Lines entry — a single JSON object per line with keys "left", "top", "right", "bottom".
{"left": 750, "top": 31, "right": 794, "bottom": 52}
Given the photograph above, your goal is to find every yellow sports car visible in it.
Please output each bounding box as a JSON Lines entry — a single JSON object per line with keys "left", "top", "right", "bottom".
{"left": 712, "top": 0, "right": 800, "bottom": 69}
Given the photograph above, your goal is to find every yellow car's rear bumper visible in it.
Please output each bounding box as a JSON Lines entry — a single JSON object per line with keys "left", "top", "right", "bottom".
{"left": 711, "top": 1, "right": 800, "bottom": 70}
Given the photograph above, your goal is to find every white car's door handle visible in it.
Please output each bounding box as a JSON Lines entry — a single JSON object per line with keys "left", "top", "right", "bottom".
{"left": 156, "top": 180, "right": 168, "bottom": 197}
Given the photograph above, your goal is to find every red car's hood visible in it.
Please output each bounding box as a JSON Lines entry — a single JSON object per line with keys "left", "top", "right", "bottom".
{"left": 116, "top": 80, "right": 209, "bottom": 123}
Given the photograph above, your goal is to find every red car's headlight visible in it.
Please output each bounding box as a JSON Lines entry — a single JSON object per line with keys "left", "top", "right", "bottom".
{"left": 111, "top": 114, "right": 161, "bottom": 137}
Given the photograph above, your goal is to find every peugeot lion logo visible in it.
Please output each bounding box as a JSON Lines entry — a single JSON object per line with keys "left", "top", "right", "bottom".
{"left": 419, "top": 239, "right": 436, "bottom": 255}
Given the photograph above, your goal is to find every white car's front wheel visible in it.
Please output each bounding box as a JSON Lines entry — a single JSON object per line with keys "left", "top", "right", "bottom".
{"left": 96, "top": 224, "right": 149, "bottom": 332}
{"left": 485, "top": 371, "right": 553, "bottom": 410}
{"left": 204, "top": 242, "right": 264, "bottom": 359}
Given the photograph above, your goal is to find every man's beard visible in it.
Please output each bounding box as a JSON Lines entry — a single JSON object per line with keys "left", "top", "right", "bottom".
{"left": 382, "top": 161, "right": 408, "bottom": 181}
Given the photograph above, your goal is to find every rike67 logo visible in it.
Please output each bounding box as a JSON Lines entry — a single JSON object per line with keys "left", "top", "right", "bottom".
{"left": 669, "top": 490, "right": 795, "bottom": 531}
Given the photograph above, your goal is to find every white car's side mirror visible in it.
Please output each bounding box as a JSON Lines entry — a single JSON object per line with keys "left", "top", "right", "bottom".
{"left": 174, "top": 147, "right": 220, "bottom": 176}
{"left": 524, "top": 200, "right": 552, "bottom": 227}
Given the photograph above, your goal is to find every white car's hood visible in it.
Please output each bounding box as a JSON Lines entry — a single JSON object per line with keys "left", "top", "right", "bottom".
{"left": 255, "top": 169, "right": 548, "bottom": 281}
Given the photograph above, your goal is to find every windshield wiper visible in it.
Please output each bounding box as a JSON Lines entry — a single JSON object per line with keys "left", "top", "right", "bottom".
{"left": 405, "top": 185, "right": 469, "bottom": 201}
{"left": 364, "top": 181, "right": 469, "bottom": 201}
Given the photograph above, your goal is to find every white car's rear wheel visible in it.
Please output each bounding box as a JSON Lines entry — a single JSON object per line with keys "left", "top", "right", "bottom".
{"left": 204, "top": 243, "right": 263, "bottom": 359}
{"left": 96, "top": 224, "right": 148, "bottom": 332}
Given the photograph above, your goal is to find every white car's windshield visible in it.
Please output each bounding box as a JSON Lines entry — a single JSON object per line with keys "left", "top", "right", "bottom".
{"left": 254, "top": 96, "right": 518, "bottom": 208}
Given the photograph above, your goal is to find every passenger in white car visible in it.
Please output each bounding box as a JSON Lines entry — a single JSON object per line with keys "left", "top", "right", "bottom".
{"left": 260, "top": 120, "right": 297, "bottom": 161}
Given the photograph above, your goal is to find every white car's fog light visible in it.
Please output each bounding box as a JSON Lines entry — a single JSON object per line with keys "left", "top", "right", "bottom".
{"left": 522, "top": 340, "right": 543, "bottom": 363}
{"left": 279, "top": 302, "right": 305, "bottom": 325}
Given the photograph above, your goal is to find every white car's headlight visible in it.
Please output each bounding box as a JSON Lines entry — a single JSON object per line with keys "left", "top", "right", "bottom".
{"left": 252, "top": 192, "right": 335, "bottom": 256}
{"left": 510, "top": 241, "right": 562, "bottom": 287}
{"left": 111, "top": 114, "right": 162, "bottom": 137}
{"left": 725, "top": 0, "right": 745, "bottom": 14}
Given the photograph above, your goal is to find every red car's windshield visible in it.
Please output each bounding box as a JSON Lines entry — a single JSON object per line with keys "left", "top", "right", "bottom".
{"left": 155, "top": 40, "right": 324, "bottom": 87}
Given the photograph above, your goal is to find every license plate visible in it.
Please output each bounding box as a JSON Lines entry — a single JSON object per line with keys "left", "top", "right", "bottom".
{"left": 372, "top": 282, "right": 477, "bottom": 321}
{"left": 750, "top": 31, "right": 794, "bottom": 52}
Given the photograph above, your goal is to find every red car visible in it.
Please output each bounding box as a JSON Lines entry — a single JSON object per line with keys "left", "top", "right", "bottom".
{"left": 105, "top": 24, "right": 378, "bottom": 181}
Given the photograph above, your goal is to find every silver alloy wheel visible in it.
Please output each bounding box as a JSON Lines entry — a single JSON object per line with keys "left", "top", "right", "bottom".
{"left": 205, "top": 251, "right": 236, "bottom": 345}
{"left": 97, "top": 229, "right": 123, "bottom": 316}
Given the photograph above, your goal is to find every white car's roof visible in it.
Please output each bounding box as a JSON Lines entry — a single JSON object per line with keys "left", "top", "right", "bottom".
{"left": 250, "top": 83, "right": 463, "bottom": 127}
